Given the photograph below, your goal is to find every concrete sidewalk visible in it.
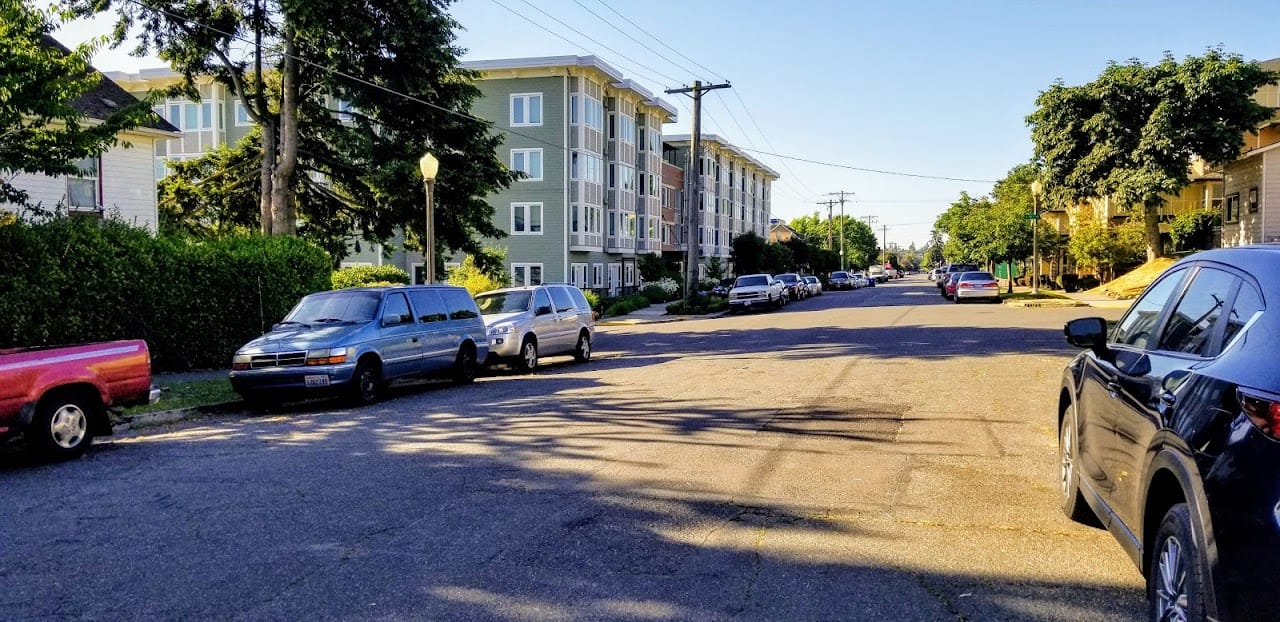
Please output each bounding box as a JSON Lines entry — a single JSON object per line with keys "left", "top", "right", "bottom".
{"left": 1060, "top": 290, "right": 1134, "bottom": 310}
{"left": 597, "top": 302, "right": 724, "bottom": 326}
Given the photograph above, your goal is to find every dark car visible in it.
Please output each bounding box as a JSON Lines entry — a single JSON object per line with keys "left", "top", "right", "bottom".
{"left": 936, "top": 263, "right": 979, "bottom": 291}
{"left": 774, "top": 273, "right": 807, "bottom": 301}
{"left": 1058, "top": 246, "right": 1278, "bottom": 621}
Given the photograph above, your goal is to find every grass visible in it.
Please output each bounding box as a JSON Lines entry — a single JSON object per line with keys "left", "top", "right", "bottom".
{"left": 1088, "top": 258, "right": 1177, "bottom": 299}
{"left": 1000, "top": 291, "right": 1071, "bottom": 301}
{"left": 120, "top": 377, "right": 238, "bottom": 417}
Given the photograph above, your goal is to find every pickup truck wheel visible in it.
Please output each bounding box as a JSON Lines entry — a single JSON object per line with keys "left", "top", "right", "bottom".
{"left": 350, "top": 360, "right": 382, "bottom": 405}
{"left": 31, "top": 392, "right": 96, "bottom": 460}
{"left": 452, "top": 345, "right": 478, "bottom": 385}
{"left": 574, "top": 331, "right": 592, "bottom": 363}
{"left": 516, "top": 337, "right": 539, "bottom": 373}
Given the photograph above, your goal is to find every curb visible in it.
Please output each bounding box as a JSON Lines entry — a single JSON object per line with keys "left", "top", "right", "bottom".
{"left": 599, "top": 312, "right": 727, "bottom": 326}
{"left": 1003, "top": 299, "right": 1087, "bottom": 308}
{"left": 115, "top": 400, "right": 243, "bottom": 432}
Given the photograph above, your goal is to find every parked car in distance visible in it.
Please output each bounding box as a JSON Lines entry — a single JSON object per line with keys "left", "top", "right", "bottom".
{"left": 867, "top": 265, "right": 887, "bottom": 283}
{"left": 803, "top": 276, "right": 823, "bottom": 296}
{"left": 929, "top": 267, "right": 944, "bottom": 281}
{"left": 829, "top": 271, "right": 854, "bottom": 290}
{"left": 936, "top": 263, "right": 980, "bottom": 291}
{"left": 711, "top": 278, "right": 734, "bottom": 297}
{"left": 774, "top": 273, "right": 807, "bottom": 300}
{"left": 473, "top": 284, "right": 595, "bottom": 372}
{"left": 1058, "top": 246, "right": 1280, "bottom": 621}
{"left": 854, "top": 272, "right": 872, "bottom": 288}
{"left": 230, "top": 285, "right": 488, "bottom": 407}
{"left": 941, "top": 272, "right": 964, "bottom": 299}
{"left": 728, "top": 274, "right": 786, "bottom": 312}
{"left": 953, "top": 271, "right": 1001, "bottom": 303}
{"left": 0, "top": 340, "right": 159, "bottom": 459}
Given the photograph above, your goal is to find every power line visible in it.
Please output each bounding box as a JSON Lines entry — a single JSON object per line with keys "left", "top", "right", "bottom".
{"left": 572, "top": 0, "right": 698, "bottom": 82}
{"left": 593, "top": 0, "right": 728, "bottom": 83}
{"left": 730, "top": 89, "right": 819, "bottom": 198}
{"left": 507, "top": 0, "right": 683, "bottom": 86}
{"left": 739, "top": 147, "right": 998, "bottom": 184}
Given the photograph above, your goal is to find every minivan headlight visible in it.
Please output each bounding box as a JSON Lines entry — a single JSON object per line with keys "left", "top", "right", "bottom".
{"left": 306, "top": 347, "right": 350, "bottom": 366}
{"left": 232, "top": 353, "right": 251, "bottom": 371}
{"left": 489, "top": 324, "right": 515, "bottom": 336}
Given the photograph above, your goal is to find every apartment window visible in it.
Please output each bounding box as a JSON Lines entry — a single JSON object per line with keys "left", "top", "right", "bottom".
{"left": 511, "top": 202, "right": 543, "bottom": 235}
{"left": 570, "top": 152, "right": 579, "bottom": 180}
{"left": 337, "top": 99, "right": 354, "bottom": 122}
{"left": 608, "top": 113, "right": 617, "bottom": 140}
{"left": 67, "top": 156, "right": 100, "bottom": 209}
{"left": 510, "top": 93, "right": 542, "bottom": 127}
{"left": 624, "top": 263, "right": 636, "bottom": 286}
{"left": 609, "top": 164, "right": 616, "bottom": 189}
{"left": 571, "top": 202, "right": 580, "bottom": 232}
{"left": 1248, "top": 187, "right": 1259, "bottom": 214}
{"left": 570, "top": 95, "right": 579, "bottom": 124}
{"left": 234, "top": 101, "right": 252, "bottom": 126}
{"left": 511, "top": 148, "right": 543, "bottom": 181}
{"left": 512, "top": 263, "right": 544, "bottom": 287}
{"left": 571, "top": 263, "right": 588, "bottom": 288}
{"left": 638, "top": 173, "right": 647, "bottom": 196}
{"left": 591, "top": 263, "right": 604, "bottom": 288}
{"left": 1226, "top": 193, "right": 1241, "bottom": 223}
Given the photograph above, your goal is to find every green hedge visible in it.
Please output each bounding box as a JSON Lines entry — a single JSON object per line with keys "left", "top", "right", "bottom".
{"left": 332, "top": 264, "right": 410, "bottom": 289}
{"left": 601, "top": 293, "right": 650, "bottom": 318}
{"left": 0, "top": 217, "right": 331, "bottom": 371}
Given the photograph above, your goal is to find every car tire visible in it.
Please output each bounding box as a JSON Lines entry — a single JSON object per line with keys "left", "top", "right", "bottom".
{"left": 350, "top": 359, "right": 382, "bottom": 405}
{"left": 574, "top": 331, "right": 591, "bottom": 363}
{"left": 452, "top": 344, "right": 478, "bottom": 385}
{"left": 1149, "top": 504, "right": 1210, "bottom": 622}
{"left": 29, "top": 389, "right": 97, "bottom": 460}
{"left": 516, "top": 337, "right": 538, "bottom": 373}
{"left": 1059, "top": 412, "right": 1100, "bottom": 526}
{"left": 954, "top": 294, "right": 963, "bottom": 304}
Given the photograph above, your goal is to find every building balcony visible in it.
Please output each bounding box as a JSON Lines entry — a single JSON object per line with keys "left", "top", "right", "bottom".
{"left": 571, "top": 232, "right": 603, "bottom": 251}
{"left": 606, "top": 236, "right": 635, "bottom": 254}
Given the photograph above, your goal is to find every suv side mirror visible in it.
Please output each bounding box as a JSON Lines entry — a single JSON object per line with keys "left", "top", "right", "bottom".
{"left": 1064, "top": 317, "right": 1107, "bottom": 350}
{"left": 536, "top": 305, "right": 554, "bottom": 316}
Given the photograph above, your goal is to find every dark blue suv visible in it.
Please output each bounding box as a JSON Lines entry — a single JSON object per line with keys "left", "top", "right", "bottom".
{"left": 1059, "top": 246, "right": 1278, "bottom": 621}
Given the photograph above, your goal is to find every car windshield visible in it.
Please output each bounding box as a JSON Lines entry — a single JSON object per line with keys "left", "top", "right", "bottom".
{"left": 474, "top": 291, "right": 533, "bottom": 315}
{"left": 951, "top": 264, "right": 978, "bottom": 272}
{"left": 777, "top": 274, "right": 799, "bottom": 283}
{"left": 961, "top": 272, "right": 995, "bottom": 281}
{"left": 284, "top": 291, "right": 381, "bottom": 325}
{"left": 735, "top": 276, "right": 769, "bottom": 288}
{"left": 832, "top": 272, "right": 849, "bottom": 279}
{"left": 805, "top": 277, "right": 818, "bottom": 283}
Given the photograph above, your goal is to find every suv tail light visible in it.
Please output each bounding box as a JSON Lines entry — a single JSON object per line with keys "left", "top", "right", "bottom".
{"left": 1240, "top": 389, "right": 1280, "bottom": 437}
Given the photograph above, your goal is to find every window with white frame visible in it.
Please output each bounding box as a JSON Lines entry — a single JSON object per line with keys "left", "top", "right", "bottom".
{"left": 511, "top": 202, "right": 543, "bottom": 235}
{"left": 512, "top": 263, "right": 544, "bottom": 287}
{"left": 337, "top": 99, "right": 354, "bottom": 122}
{"left": 234, "top": 101, "right": 252, "bottom": 126}
{"left": 510, "top": 93, "right": 542, "bottom": 127}
{"left": 571, "top": 263, "right": 588, "bottom": 288}
{"left": 67, "top": 156, "right": 99, "bottom": 209}
{"left": 624, "top": 263, "right": 635, "bottom": 286}
{"left": 591, "top": 263, "right": 604, "bottom": 288}
{"left": 511, "top": 148, "right": 543, "bottom": 181}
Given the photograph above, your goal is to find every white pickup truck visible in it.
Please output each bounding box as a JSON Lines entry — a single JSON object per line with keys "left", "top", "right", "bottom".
{"left": 867, "top": 265, "right": 888, "bottom": 283}
{"left": 727, "top": 274, "right": 787, "bottom": 313}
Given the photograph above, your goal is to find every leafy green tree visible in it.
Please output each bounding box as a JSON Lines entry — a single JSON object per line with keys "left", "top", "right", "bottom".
{"left": 80, "top": 0, "right": 518, "bottom": 266}
{"left": 158, "top": 131, "right": 261, "bottom": 237}
{"left": 1029, "top": 48, "right": 1277, "bottom": 260}
{"left": 762, "top": 242, "right": 794, "bottom": 275}
{"left": 730, "top": 231, "right": 767, "bottom": 275}
{"left": 0, "top": 2, "right": 156, "bottom": 208}
{"left": 925, "top": 230, "right": 945, "bottom": 267}
{"left": 705, "top": 256, "right": 726, "bottom": 281}
{"left": 1169, "top": 208, "right": 1219, "bottom": 251}
{"left": 788, "top": 211, "right": 877, "bottom": 270}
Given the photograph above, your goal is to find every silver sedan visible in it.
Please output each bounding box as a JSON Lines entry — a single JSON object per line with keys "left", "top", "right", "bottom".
{"left": 953, "top": 271, "right": 1002, "bottom": 303}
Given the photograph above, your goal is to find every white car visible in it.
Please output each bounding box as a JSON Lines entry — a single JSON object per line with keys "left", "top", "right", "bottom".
{"left": 728, "top": 274, "right": 786, "bottom": 313}
{"left": 850, "top": 273, "right": 868, "bottom": 288}
{"left": 803, "top": 276, "right": 823, "bottom": 296}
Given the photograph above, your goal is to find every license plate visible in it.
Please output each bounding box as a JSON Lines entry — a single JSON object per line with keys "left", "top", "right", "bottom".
{"left": 304, "top": 374, "right": 331, "bottom": 387}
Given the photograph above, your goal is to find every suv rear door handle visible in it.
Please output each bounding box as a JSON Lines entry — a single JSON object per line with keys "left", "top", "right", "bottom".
{"left": 1106, "top": 381, "right": 1121, "bottom": 398}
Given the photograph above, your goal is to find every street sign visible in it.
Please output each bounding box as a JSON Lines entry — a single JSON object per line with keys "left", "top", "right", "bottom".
{"left": 1024, "top": 213, "right": 1041, "bottom": 220}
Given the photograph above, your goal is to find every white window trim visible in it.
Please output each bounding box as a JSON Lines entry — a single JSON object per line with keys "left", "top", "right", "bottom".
{"left": 233, "top": 101, "right": 252, "bottom": 127}
{"left": 510, "top": 148, "right": 543, "bottom": 182}
{"left": 512, "top": 262, "right": 545, "bottom": 287}
{"left": 511, "top": 202, "right": 544, "bottom": 235}
{"left": 66, "top": 156, "right": 100, "bottom": 210}
{"left": 591, "top": 263, "right": 605, "bottom": 288}
{"left": 571, "top": 262, "right": 588, "bottom": 288}
{"left": 510, "top": 92, "right": 543, "bottom": 127}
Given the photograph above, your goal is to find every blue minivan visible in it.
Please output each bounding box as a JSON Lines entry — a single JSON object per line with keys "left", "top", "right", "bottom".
{"left": 229, "top": 285, "right": 488, "bottom": 406}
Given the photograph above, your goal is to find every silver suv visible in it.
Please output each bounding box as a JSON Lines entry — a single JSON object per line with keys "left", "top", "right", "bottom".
{"left": 474, "top": 284, "right": 596, "bottom": 372}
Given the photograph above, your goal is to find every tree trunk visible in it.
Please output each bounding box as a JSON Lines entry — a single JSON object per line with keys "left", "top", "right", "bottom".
{"left": 1144, "top": 203, "right": 1163, "bottom": 262}
{"left": 259, "top": 119, "right": 275, "bottom": 234}
{"left": 253, "top": 0, "right": 272, "bottom": 235}
{"left": 269, "top": 24, "right": 300, "bottom": 236}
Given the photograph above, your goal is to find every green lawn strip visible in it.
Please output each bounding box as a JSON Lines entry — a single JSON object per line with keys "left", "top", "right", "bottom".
{"left": 999, "top": 291, "right": 1071, "bottom": 301}
{"left": 121, "top": 377, "right": 239, "bottom": 417}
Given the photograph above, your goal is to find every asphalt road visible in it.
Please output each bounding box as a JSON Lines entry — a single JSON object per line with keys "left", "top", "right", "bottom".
{"left": 0, "top": 276, "right": 1142, "bottom": 621}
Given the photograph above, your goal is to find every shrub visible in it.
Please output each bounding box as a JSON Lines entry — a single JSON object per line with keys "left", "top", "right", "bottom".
{"left": 0, "top": 217, "right": 331, "bottom": 371}
{"left": 601, "top": 294, "right": 650, "bottom": 317}
{"left": 582, "top": 289, "right": 600, "bottom": 312}
{"left": 331, "top": 264, "right": 410, "bottom": 289}
{"left": 446, "top": 254, "right": 510, "bottom": 296}
{"left": 641, "top": 285, "right": 669, "bottom": 304}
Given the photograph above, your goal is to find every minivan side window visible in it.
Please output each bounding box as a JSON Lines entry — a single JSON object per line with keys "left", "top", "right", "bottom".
{"left": 382, "top": 292, "right": 413, "bottom": 326}
{"left": 549, "top": 286, "right": 575, "bottom": 312}
{"left": 567, "top": 286, "right": 591, "bottom": 311}
{"left": 440, "top": 289, "right": 480, "bottom": 320}
{"left": 533, "top": 289, "right": 553, "bottom": 314}
{"left": 1156, "top": 268, "right": 1236, "bottom": 357}
{"left": 1112, "top": 267, "right": 1188, "bottom": 349}
{"left": 409, "top": 289, "right": 449, "bottom": 323}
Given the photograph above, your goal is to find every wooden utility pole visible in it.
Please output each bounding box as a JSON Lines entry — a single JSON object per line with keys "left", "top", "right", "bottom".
{"left": 667, "top": 80, "right": 731, "bottom": 305}
{"left": 817, "top": 199, "right": 837, "bottom": 249}
{"left": 826, "top": 191, "right": 854, "bottom": 271}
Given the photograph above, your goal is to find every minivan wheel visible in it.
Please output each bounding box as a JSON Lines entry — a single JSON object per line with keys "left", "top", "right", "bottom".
{"left": 350, "top": 360, "right": 382, "bottom": 405}
{"left": 452, "top": 346, "right": 478, "bottom": 385}
{"left": 1059, "top": 412, "right": 1100, "bottom": 525}
{"left": 574, "top": 331, "right": 591, "bottom": 363}
{"left": 516, "top": 337, "right": 538, "bottom": 373}
{"left": 1149, "top": 504, "right": 1208, "bottom": 622}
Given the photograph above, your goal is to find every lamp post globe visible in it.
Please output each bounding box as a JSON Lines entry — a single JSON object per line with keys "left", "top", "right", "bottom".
{"left": 420, "top": 153, "right": 440, "bottom": 284}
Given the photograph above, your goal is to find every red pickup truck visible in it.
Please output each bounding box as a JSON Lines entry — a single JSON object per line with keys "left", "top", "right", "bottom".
{"left": 0, "top": 340, "right": 159, "bottom": 459}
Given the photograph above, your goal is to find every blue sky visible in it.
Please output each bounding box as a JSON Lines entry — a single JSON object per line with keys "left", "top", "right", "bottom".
{"left": 58, "top": 0, "right": 1280, "bottom": 249}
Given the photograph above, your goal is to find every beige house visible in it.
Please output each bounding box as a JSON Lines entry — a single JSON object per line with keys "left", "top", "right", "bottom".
{"left": 1221, "top": 57, "right": 1280, "bottom": 246}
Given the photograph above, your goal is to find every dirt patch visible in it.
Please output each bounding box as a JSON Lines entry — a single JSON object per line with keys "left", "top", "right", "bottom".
{"left": 1087, "top": 258, "right": 1176, "bottom": 299}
